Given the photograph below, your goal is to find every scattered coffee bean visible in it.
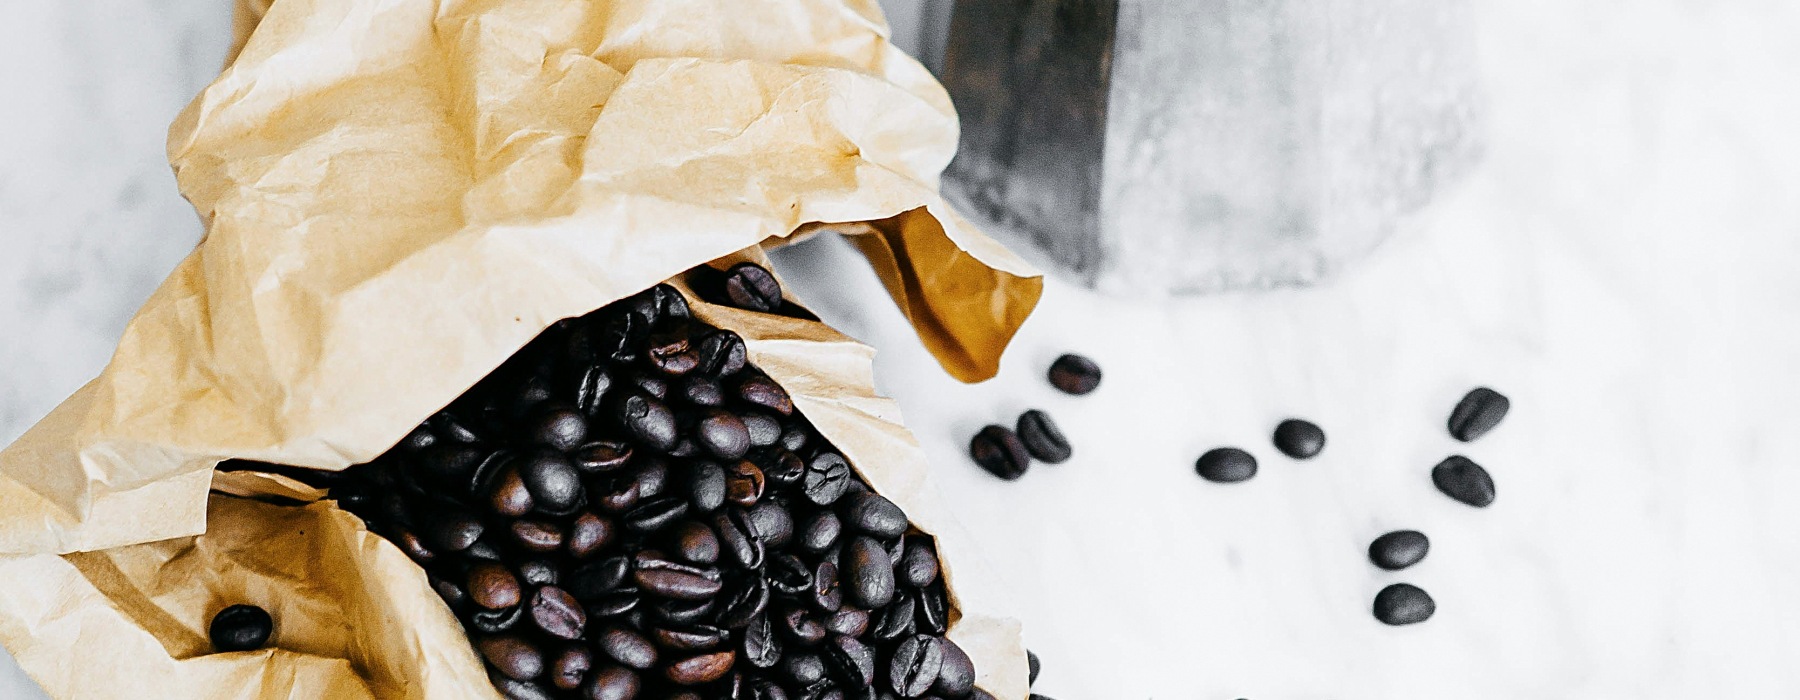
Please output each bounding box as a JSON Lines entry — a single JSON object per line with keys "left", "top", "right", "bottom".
{"left": 1432, "top": 455, "right": 1495, "bottom": 507}
{"left": 1028, "top": 649, "right": 1040, "bottom": 686}
{"left": 1015, "top": 410, "right": 1071, "bottom": 464}
{"left": 209, "top": 604, "right": 273, "bottom": 653}
{"left": 969, "top": 426, "right": 1030, "bottom": 480}
{"left": 1271, "top": 418, "right": 1325, "bottom": 459}
{"left": 1373, "top": 583, "right": 1436, "bottom": 625}
{"left": 1195, "top": 447, "right": 1257, "bottom": 483}
{"left": 1046, "top": 354, "right": 1101, "bottom": 395}
{"left": 1448, "top": 387, "right": 1510, "bottom": 442}
{"left": 1369, "top": 530, "right": 1430, "bottom": 571}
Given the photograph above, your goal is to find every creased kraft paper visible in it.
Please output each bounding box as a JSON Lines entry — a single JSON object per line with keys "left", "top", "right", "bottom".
{"left": 0, "top": 0, "right": 1039, "bottom": 697}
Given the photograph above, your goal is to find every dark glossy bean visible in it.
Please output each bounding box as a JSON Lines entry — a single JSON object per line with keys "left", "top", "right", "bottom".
{"left": 1028, "top": 649, "right": 1040, "bottom": 686}
{"left": 569, "top": 556, "right": 631, "bottom": 600}
{"left": 804, "top": 453, "right": 853, "bottom": 505}
{"left": 679, "top": 375, "right": 726, "bottom": 406}
{"left": 511, "top": 519, "right": 566, "bottom": 552}
{"left": 969, "top": 426, "right": 1029, "bottom": 481}
{"left": 824, "top": 635, "right": 875, "bottom": 687}
{"left": 812, "top": 561, "right": 844, "bottom": 613}
{"left": 585, "top": 589, "right": 641, "bottom": 619}
{"left": 722, "top": 262, "right": 783, "bottom": 312}
{"left": 844, "top": 492, "right": 907, "bottom": 539}
{"left": 1272, "top": 418, "right": 1326, "bottom": 459}
{"left": 488, "top": 463, "right": 536, "bottom": 517}
{"left": 666, "top": 650, "right": 737, "bottom": 685}
{"left": 743, "top": 614, "right": 783, "bottom": 668}
{"left": 529, "top": 586, "right": 587, "bottom": 640}
{"left": 871, "top": 597, "right": 915, "bottom": 642}
{"left": 434, "top": 577, "right": 469, "bottom": 608}
{"left": 567, "top": 512, "right": 616, "bottom": 559}
{"left": 768, "top": 554, "right": 815, "bottom": 595}
{"left": 1432, "top": 455, "right": 1495, "bottom": 507}
{"left": 779, "top": 603, "right": 828, "bottom": 646}
{"left": 888, "top": 635, "right": 943, "bottom": 697}
{"left": 1046, "top": 353, "right": 1101, "bottom": 395}
{"left": 572, "top": 441, "right": 633, "bottom": 474}
{"left": 470, "top": 604, "right": 525, "bottom": 634}
{"left": 398, "top": 424, "right": 436, "bottom": 452}
{"left": 632, "top": 560, "right": 723, "bottom": 601}
{"left": 597, "top": 626, "right": 659, "bottom": 669}
{"left": 396, "top": 528, "right": 437, "bottom": 564}
{"left": 530, "top": 405, "right": 589, "bottom": 451}
{"left": 616, "top": 393, "right": 678, "bottom": 452}
{"left": 725, "top": 460, "right": 767, "bottom": 507}
{"left": 431, "top": 411, "right": 482, "bottom": 443}
{"left": 779, "top": 423, "right": 810, "bottom": 453}
{"left": 824, "top": 607, "right": 869, "bottom": 638}
{"left": 743, "top": 413, "right": 783, "bottom": 447}
{"left": 209, "top": 604, "right": 273, "bottom": 652}
{"left": 915, "top": 586, "right": 948, "bottom": 636}
{"left": 1374, "top": 583, "right": 1436, "bottom": 625}
{"left": 582, "top": 666, "right": 640, "bottom": 700}
{"left": 653, "top": 624, "right": 728, "bottom": 652}
{"left": 933, "top": 639, "right": 976, "bottom": 697}
{"left": 898, "top": 538, "right": 939, "bottom": 589}
{"left": 624, "top": 496, "right": 691, "bottom": 533}
{"left": 551, "top": 646, "right": 592, "bottom": 690}
{"left": 647, "top": 331, "right": 700, "bottom": 376}
{"left": 801, "top": 511, "right": 842, "bottom": 554}
{"left": 1195, "top": 447, "right": 1257, "bottom": 483}
{"left": 1369, "top": 530, "right": 1430, "bottom": 570}
{"left": 632, "top": 373, "right": 668, "bottom": 401}
{"left": 470, "top": 562, "right": 522, "bottom": 609}
{"left": 783, "top": 652, "right": 828, "bottom": 685}
{"left": 844, "top": 536, "right": 896, "bottom": 609}
{"left": 716, "top": 509, "right": 765, "bottom": 569}
{"left": 1015, "top": 410, "right": 1071, "bottom": 464}
{"left": 479, "top": 635, "right": 544, "bottom": 681}
{"left": 737, "top": 375, "right": 794, "bottom": 415}
{"left": 1448, "top": 387, "right": 1510, "bottom": 442}
{"left": 427, "top": 511, "right": 485, "bottom": 553}
{"left": 419, "top": 444, "right": 485, "bottom": 490}
{"left": 518, "top": 559, "right": 559, "bottom": 587}
{"left": 695, "top": 330, "right": 748, "bottom": 377}
{"left": 749, "top": 678, "right": 792, "bottom": 700}
{"left": 575, "top": 366, "right": 613, "bottom": 416}
{"left": 715, "top": 574, "right": 772, "bottom": 629}
{"left": 687, "top": 461, "right": 729, "bottom": 513}
{"left": 521, "top": 452, "right": 584, "bottom": 515}
{"left": 598, "top": 311, "right": 646, "bottom": 363}
{"left": 759, "top": 449, "right": 807, "bottom": 488}
{"left": 746, "top": 500, "right": 795, "bottom": 548}
{"left": 672, "top": 520, "right": 721, "bottom": 564}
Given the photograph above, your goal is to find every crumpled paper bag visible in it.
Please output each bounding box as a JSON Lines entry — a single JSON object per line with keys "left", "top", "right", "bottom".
{"left": 0, "top": 0, "right": 1040, "bottom": 697}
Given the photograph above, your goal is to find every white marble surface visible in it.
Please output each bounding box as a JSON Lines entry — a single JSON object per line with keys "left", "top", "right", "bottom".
{"left": 5, "top": 0, "right": 1800, "bottom": 698}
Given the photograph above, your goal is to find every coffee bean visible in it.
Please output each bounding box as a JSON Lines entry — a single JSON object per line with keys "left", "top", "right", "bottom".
{"left": 420, "top": 444, "right": 484, "bottom": 490}
{"left": 743, "top": 614, "right": 784, "bottom": 668}
{"left": 1448, "top": 387, "right": 1509, "bottom": 442}
{"left": 632, "top": 556, "right": 723, "bottom": 600}
{"left": 779, "top": 603, "right": 828, "bottom": 646}
{"left": 521, "top": 452, "right": 583, "bottom": 515}
{"left": 616, "top": 393, "right": 678, "bottom": 452}
{"left": 667, "top": 650, "right": 736, "bottom": 685}
{"left": 569, "top": 556, "right": 631, "bottom": 600}
{"left": 572, "top": 441, "right": 633, "bottom": 474}
{"left": 435, "top": 577, "right": 469, "bottom": 608}
{"left": 812, "top": 561, "right": 844, "bottom": 613}
{"left": 1013, "top": 409, "right": 1072, "bottom": 464}
{"left": 824, "top": 635, "right": 875, "bottom": 687}
{"left": 487, "top": 462, "right": 536, "bottom": 517}
{"left": 551, "top": 646, "right": 592, "bottom": 690}
{"left": 969, "top": 426, "right": 1030, "bottom": 480}
{"left": 738, "top": 374, "right": 795, "bottom": 415}
{"left": 1047, "top": 354, "right": 1101, "bottom": 395}
{"left": 844, "top": 536, "right": 896, "bottom": 609}
{"left": 575, "top": 366, "right": 613, "bottom": 416}
{"left": 585, "top": 590, "right": 641, "bottom": 619}
{"left": 529, "top": 586, "right": 587, "bottom": 640}
{"left": 767, "top": 553, "right": 815, "bottom": 595}
{"left": 653, "top": 624, "right": 729, "bottom": 651}
{"left": 784, "top": 652, "right": 828, "bottom": 685}
{"left": 726, "top": 460, "right": 768, "bottom": 506}
{"left": 431, "top": 411, "right": 482, "bottom": 444}
{"left": 759, "top": 448, "right": 807, "bottom": 488}
{"left": 716, "top": 573, "right": 772, "bottom": 629}
{"left": 679, "top": 376, "right": 726, "bottom": 406}
{"left": 1432, "top": 455, "right": 1495, "bottom": 507}
{"left": 512, "top": 519, "right": 566, "bottom": 552}
{"left": 804, "top": 453, "right": 853, "bottom": 506}
{"left": 722, "top": 262, "right": 784, "bottom": 312}
{"left": 597, "top": 626, "right": 659, "bottom": 669}
{"left": 844, "top": 492, "right": 907, "bottom": 539}
{"left": 871, "top": 597, "right": 915, "bottom": 642}
{"left": 824, "top": 608, "right": 869, "bottom": 638}
{"left": 1195, "top": 447, "right": 1257, "bottom": 483}
{"left": 673, "top": 520, "right": 721, "bottom": 564}
{"left": 470, "top": 562, "right": 523, "bottom": 609}
{"left": 567, "top": 512, "right": 616, "bottom": 559}
{"left": 888, "top": 635, "right": 943, "bottom": 697}
{"left": 209, "top": 604, "right": 273, "bottom": 652}
{"left": 914, "top": 587, "right": 948, "bottom": 636}
{"left": 695, "top": 330, "right": 748, "bottom": 377}
{"left": 582, "top": 666, "right": 639, "bottom": 700}
{"left": 747, "top": 500, "right": 796, "bottom": 547}
{"left": 624, "top": 496, "right": 691, "bottom": 533}
{"left": 1369, "top": 530, "right": 1430, "bottom": 571}
{"left": 518, "top": 559, "right": 559, "bottom": 587}
{"left": 897, "top": 538, "right": 938, "bottom": 589}
{"left": 700, "top": 410, "right": 753, "bottom": 460}
{"left": 427, "top": 512, "right": 485, "bottom": 553}
{"left": 717, "top": 509, "right": 765, "bottom": 569}
{"left": 530, "top": 406, "right": 590, "bottom": 451}
{"left": 647, "top": 331, "right": 700, "bottom": 376}
{"left": 471, "top": 604, "right": 526, "bottom": 634}
{"left": 933, "top": 639, "right": 976, "bottom": 698}
{"left": 801, "top": 511, "right": 842, "bottom": 554}
{"left": 744, "top": 413, "right": 783, "bottom": 448}
{"left": 1271, "top": 418, "right": 1325, "bottom": 459}
{"left": 479, "top": 635, "right": 545, "bottom": 681}
{"left": 1028, "top": 649, "right": 1040, "bottom": 686}
{"left": 1373, "top": 583, "right": 1435, "bottom": 625}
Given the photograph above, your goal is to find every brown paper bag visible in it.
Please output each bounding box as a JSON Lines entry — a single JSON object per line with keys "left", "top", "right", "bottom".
{"left": 0, "top": 0, "right": 1040, "bottom": 697}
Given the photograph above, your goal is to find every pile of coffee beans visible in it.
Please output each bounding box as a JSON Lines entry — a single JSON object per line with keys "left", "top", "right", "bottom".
{"left": 252, "top": 268, "right": 993, "bottom": 700}
{"left": 209, "top": 604, "right": 273, "bottom": 652}
{"left": 967, "top": 354, "right": 1093, "bottom": 481}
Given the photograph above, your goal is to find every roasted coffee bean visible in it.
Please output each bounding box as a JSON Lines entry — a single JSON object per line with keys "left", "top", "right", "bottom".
{"left": 898, "top": 538, "right": 938, "bottom": 589}
{"left": 743, "top": 413, "right": 783, "bottom": 448}
{"left": 716, "top": 461, "right": 764, "bottom": 508}
{"left": 420, "top": 444, "right": 485, "bottom": 489}
{"left": 746, "top": 500, "right": 796, "bottom": 547}
{"left": 783, "top": 652, "right": 828, "bottom": 685}
{"left": 569, "top": 556, "right": 631, "bottom": 600}
{"left": 521, "top": 452, "right": 584, "bottom": 515}
{"left": 695, "top": 330, "right": 748, "bottom": 377}
{"left": 737, "top": 375, "right": 795, "bottom": 415}
{"left": 1432, "top": 455, "right": 1495, "bottom": 507}
{"left": 717, "top": 509, "right": 765, "bottom": 569}
{"left": 768, "top": 554, "right": 815, "bottom": 595}
{"left": 327, "top": 481, "right": 374, "bottom": 511}
{"left": 566, "top": 512, "right": 616, "bottom": 559}
{"left": 427, "top": 511, "right": 485, "bottom": 553}
{"left": 479, "top": 635, "right": 545, "bottom": 681}
{"left": 823, "top": 608, "right": 869, "bottom": 638}
{"left": 528, "top": 586, "right": 587, "bottom": 640}
{"left": 648, "top": 331, "right": 701, "bottom": 376}
{"left": 969, "top": 426, "right": 1029, "bottom": 481}
{"left": 667, "top": 650, "right": 737, "bottom": 685}
{"left": 398, "top": 424, "right": 437, "bottom": 452}
{"left": 583, "top": 666, "right": 640, "bottom": 700}
{"left": 779, "top": 604, "right": 828, "bottom": 646}
{"left": 512, "top": 519, "right": 566, "bottom": 552}
{"left": 1374, "top": 583, "right": 1435, "bottom": 625}
{"left": 431, "top": 411, "right": 482, "bottom": 443}
{"left": 698, "top": 408, "right": 756, "bottom": 458}
{"left": 1369, "top": 530, "right": 1430, "bottom": 571}
{"left": 844, "top": 492, "right": 907, "bottom": 539}
{"left": 1015, "top": 410, "right": 1071, "bottom": 464}
{"left": 586, "top": 590, "right": 641, "bottom": 619}
{"left": 632, "top": 556, "right": 723, "bottom": 600}
{"left": 1448, "top": 387, "right": 1510, "bottom": 442}
{"left": 551, "top": 646, "right": 593, "bottom": 690}
{"left": 743, "top": 614, "right": 784, "bottom": 668}
{"left": 531, "top": 406, "right": 590, "bottom": 451}
{"left": 470, "top": 562, "right": 523, "bottom": 609}
{"left": 488, "top": 463, "right": 536, "bottom": 517}
{"left": 1046, "top": 354, "right": 1101, "bottom": 395}
{"left": 914, "top": 586, "right": 950, "bottom": 637}
{"left": 844, "top": 536, "right": 896, "bottom": 609}
{"left": 823, "top": 635, "right": 875, "bottom": 687}
{"left": 396, "top": 528, "right": 437, "bottom": 564}
{"left": 673, "top": 520, "right": 721, "bottom": 564}
{"left": 517, "top": 559, "right": 559, "bottom": 587}
{"left": 888, "top": 635, "right": 943, "bottom": 697}
{"left": 471, "top": 604, "right": 526, "bottom": 633}
{"left": 491, "top": 670, "right": 556, "bottom": 700}
{"left": 749, "top": 677, "right": 792, "bottom": 700}
{"left": 572, "top": 441, "right": 633, "bottom": 474}
{"left": 209, "top": 604, "right": 273, "bottom": 652}
{"left": 1195, "top": 447, "right": 1257, "bottom": 483}
{"left": 779, "top": 424, "right": 810, "bottom": 453}
{"left": 721, "top": 262, "right": 784, "bottom": 312}
{"left": 933, "top": 639, "right": 976, "bottom": 698}
{"left": 812, "top": 561, "right": 844, "bottom": 613}
{"left": 575, "top": 366, "right": 613, "bottom": 416}
{"left": 716, "top": 574, "right": 772, "bottom": 629}
{"left": 680, "top": 376, "right": 726, "bottom": 406}
{"left": 1272, "top": 418, "right": 1326, "bottom": 459}
{"left": 624, "top": 496, "right": 691, "bottom": 533}
{"left": 759, "top": 449, "right": 807, "bottom": 488}
{"left": 871, "top": 597, "right": 915, "bottom": 642}
{"left": 801, "top": 512, "right": 842, "bottom": 554}
{"left": 1028, "top": 649, "right": 1040, "bottom": 686}
{"left": 435, "top": 577, "right": 470, "bottom": 608}
{"left": 653, "top": 624, "right": 728, "bottom": 652}
{"left": 597, "top": 626, "right": 659, "bottom": 669}
{"left": 688, "top": 461, "right": 729, "bottom": 512}
{"left": 632, "top": 373, "right": 669, "bottom": 400}
{"left": 599, "top": 311, "right": 647, "bottom": 363}
{"left": 616, "top": 392, "right": 678, "bottom": 452}
{"left": 803, "top": 453, "right": 853, "bottom": 506}
{"left": 969, "top": 690, "right": 997, "bottom": 700}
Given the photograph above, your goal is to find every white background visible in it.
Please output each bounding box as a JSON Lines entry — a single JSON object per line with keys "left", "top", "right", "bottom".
{"left": 5, "top": 1, "right": 1800, "bottom": 698}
